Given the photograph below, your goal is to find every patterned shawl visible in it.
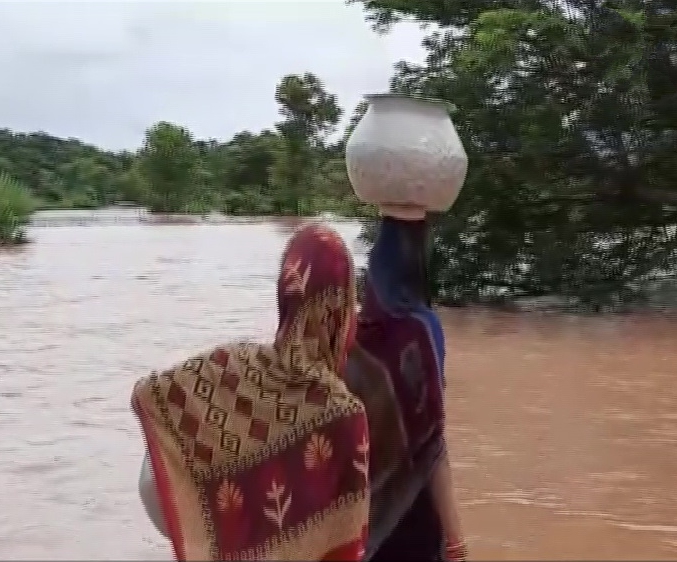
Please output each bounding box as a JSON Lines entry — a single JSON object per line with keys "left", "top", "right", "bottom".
{"left": 132, "top": 223, "right": 369, "bottom": 561}
{"left": 345, "top": 216, "right": 446, "bottom": 560}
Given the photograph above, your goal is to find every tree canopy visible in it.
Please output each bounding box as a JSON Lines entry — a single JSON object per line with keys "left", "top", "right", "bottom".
{"left": 0, "top": 72, "right": 373, "bottom": 220}
{"left": 0, "top": 172, "right": 34, "bottom": 245}
{"left": 353, "top": 0, "right": 677, "bottom": 309}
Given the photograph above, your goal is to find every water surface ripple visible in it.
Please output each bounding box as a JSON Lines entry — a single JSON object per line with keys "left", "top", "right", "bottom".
{"left": 1, "top": 212, "right": 676, "bottom": 560}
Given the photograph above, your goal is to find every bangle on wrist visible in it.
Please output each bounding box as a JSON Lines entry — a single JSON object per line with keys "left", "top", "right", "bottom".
{"left": 445, "top": 539, "right": 468, "bottom": 561}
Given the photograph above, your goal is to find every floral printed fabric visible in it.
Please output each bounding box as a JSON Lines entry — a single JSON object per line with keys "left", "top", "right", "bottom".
{"left": 132, "top": 223, "right": 369, "bottom": 561}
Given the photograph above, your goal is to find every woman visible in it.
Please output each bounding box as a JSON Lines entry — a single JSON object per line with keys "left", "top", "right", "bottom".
{"left": 344, "top": 215, "right": 466, "bottom": 561}
{"left": 133, "top": 223, "right": 369, "bottom": 561}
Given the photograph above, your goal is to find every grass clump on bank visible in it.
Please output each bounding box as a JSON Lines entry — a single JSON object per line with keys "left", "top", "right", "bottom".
{"left": 0, "top": 172, "right": 35, "bottom": 246}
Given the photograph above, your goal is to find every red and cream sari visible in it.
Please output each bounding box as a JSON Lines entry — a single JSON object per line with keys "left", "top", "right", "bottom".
{"left": 132, "top": 223, "right": 369, "bottom": 561}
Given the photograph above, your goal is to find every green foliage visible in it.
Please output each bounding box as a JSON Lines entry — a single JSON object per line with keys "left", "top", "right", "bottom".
{"left": 0, "top": 172, "right": 35, "bottom": 245}
{"left": 272, "top": 73, "right": 344, "bottom": 212}
{"left": 0, "top": 131, "right": 132, "bottom": 209}
{"left": 0, "top": 72, "right": 367, "bottom": 219}
{"left": 139, "top": 121, "right": 201, "bottom": 213}
{"left": 275, "top": 73, "right": 343, "bottom": 144}
{"left": 352, "top": 0, "right": 677, "bottom": 310}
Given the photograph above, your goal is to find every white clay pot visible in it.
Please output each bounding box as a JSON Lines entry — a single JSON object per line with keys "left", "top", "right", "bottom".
{"left": 345, "top": 94, "right": 468, "bottom": 220}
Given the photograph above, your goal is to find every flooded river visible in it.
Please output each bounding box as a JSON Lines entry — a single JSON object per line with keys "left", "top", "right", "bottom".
{"left": 1, "top": 210, "right": 676, "bottom": 559}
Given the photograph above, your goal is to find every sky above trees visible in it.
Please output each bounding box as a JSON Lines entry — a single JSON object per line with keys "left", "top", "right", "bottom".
{"left": 0, "top": 0, "right": 425, "bottom": 151}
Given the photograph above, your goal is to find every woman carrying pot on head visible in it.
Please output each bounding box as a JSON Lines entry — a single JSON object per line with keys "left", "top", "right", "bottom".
{"left": 133, "top": 223, "right": 370, "bottom": 561}
{"left": 344, "top": 214, "right": 467, "bottom": 562}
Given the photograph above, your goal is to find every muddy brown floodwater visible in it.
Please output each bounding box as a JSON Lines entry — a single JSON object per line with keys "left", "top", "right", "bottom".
{"left": 442, "top": 308, "right": 677, "bottom": 560}
{"left": 1, "top": 210, "right": 676, "bottom": 560}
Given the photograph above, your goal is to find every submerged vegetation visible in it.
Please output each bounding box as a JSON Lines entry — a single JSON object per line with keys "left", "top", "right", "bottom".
{"left": 0, "top": 172, "right": 35, "bottom": 246}
{"left": 0, "top": 73, "right": 374, "bottom": 225}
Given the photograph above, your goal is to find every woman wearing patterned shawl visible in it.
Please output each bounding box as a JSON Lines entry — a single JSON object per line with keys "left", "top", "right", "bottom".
{"left": 344, "top": 215, "right": 466, "bottom": 561}
{"left": 133, "top": 223, "right": 369, "bottom": 561}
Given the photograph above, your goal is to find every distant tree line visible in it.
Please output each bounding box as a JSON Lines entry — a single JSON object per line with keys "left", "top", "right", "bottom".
{"left": 0, "top": 72, "right": 375, "bottom": 243}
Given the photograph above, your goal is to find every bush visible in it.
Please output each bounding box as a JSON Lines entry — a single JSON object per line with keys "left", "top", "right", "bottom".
{"left": 0, "top": 172, "right": 35, "bottom": 245}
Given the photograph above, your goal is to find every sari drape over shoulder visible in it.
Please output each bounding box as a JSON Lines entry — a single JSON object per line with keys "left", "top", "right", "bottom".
{"left": 132, "top": 223, "right": 369, "bottom": 561}
{"left": 345, "top": 217, "right": 446, "bottom": 560}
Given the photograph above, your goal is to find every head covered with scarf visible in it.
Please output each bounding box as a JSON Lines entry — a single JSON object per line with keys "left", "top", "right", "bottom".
{"left": 344, "top": 215, "right": 446, "bottom": 560}
{"left": 132, "top": 223, "right": 369, "bottom": 561}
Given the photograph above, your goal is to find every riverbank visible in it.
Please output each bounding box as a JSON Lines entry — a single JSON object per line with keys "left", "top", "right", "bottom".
{"left": 26, "top": 206, "right": 370, "bottom": 228}
{"left": 440, "top": 307, "right": 677, "bottom": 560}
{"left": 31, "top": 199, "right": 378, "bottom": 218}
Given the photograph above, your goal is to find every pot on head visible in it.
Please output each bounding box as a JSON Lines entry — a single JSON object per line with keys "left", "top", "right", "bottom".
{"left": 345, "top": 94, "right": 468, "bottom": 220}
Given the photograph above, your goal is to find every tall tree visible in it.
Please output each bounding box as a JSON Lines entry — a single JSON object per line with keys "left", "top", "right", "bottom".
{"left": 139, "top": 121, "right": 201, "bottom": 213}
{"left": 352, "top": 0, "right": 677, "bottom": 308}
{"left": 206, "top": 131, "right": 280, "bottom": 214}
{"left": 271, "top": 73, "right": 343, "bottom": 213}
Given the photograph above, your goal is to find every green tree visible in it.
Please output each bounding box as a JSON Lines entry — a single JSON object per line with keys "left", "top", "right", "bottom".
{"left": 352, "top": 0, "right": 677, "bottom": 309}
{"left": 207, "top": 131, "right": 279, "bottom": 214}
{"left": 116, "top": 160, "right": 150, "bottom": 204}
{"left": 0, "top": 172, "right": 35, "bottom": 245}
{"left": 57, "top": 156, "right": 115, "bottom": 208}
{"left": 271, "top": 73, "right": 343, "bottom": 213}
{"left": 0, "top": 128, "right": 125, "bottom": 209}
{"left": 0, "top": 72, "right": 373, "bottom": 219}
{"left": 139, "top": 121, "right": 201, "bottom": 213}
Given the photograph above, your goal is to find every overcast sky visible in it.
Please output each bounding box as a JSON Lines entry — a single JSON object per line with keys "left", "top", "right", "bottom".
{"left": 0, "top": 1, "right": 425, "bottom": 151}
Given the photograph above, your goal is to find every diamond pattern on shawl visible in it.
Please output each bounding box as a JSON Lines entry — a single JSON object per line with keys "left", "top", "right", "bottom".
{"left": 206, "top": 404, "right": 228, "bottom": 429}
{"left": 248, "top": 418, "right": 270, "bottom": 442}
{"left": 235, "top": 395, "right": 253, "bottom": 417}
{"left": 255, "top": 347, "right": 274, "bottom": 370}
{"left": 219, "top": 371, "right": 240, "bottom": 391}
{"left": 194, "top": 440, "right": 214, "bottom": 464}
{"left": 210, "top": 348, "right": 230, "bottom": 368}
{"left": 305, "top": 383, "right": 330, "bottom": 407}
{"left": 194, "top": 375, "right": 215, "bottom": 402}
{"left": 289, "top": 343, "right": 304, "bottom": 368}
{"left": 131, "top": 224, "right": 370, "bottom": 561}
{"left": 259, "top": 388, "right": 282, "bottom": 403}
{"left": 244, "top": 366, "right": 263, "bottom": 385}
{"left": 276, "top": 403, "right": 298, "bottom": 424}
{"left": 183, "top": 357, "right": 204, "bottom": 374}
{"left": 220, "top": 431, "right": 242, "bottom": 455}
{"left": 167, "top": 380, "right": 187, "bottom": 408}
{"left": 179, "top": 411, "right": 200, "bottom": 438}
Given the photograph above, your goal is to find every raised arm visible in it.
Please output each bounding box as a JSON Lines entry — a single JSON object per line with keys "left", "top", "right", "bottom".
{"left": 430, "top": 447, "right": 467, "bottom": 560}
{"left": 428, "top": 312, "right": 467, "bottom": 561}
